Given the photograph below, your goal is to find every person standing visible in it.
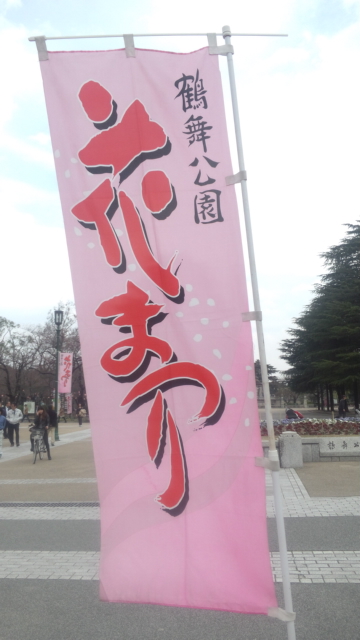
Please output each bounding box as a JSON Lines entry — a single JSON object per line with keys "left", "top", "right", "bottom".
{"left": 47, "top": 405, "right": 57, "bottom": 447}
{"left": 3, "top": 401, "right": 11, "bottom": 439}
{"left": 7, "top": 403, "right": 23, "bottom": 447}
{"left": 0, "top": 403, "right": 6, "bottom": 439}
{"left": 338, "top": 395, "right": 349, "bottom": 418}
{"left": 0, "top": 412, "right": 6, "bottom": 458}
{"left": 77, "top": 404, "right": 86, "bottom": 426}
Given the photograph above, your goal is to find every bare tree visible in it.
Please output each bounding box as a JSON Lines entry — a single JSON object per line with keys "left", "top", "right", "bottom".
{"left": 26, "top": 302, "right": 84, "bottom": 399}
{"left": 0, "top": 303, "right": 85, "bottom": 405}
{"left": 0, "top": 317, "right": 39, "bottom": 402}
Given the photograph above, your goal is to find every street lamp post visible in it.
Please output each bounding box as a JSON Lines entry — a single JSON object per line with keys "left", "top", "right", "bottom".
{"left": 54, "top": 309, "right": 64, "bottom": 441}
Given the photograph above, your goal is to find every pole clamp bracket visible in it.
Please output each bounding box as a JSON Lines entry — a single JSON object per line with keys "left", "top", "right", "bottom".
{"left": 124, "top": 34, "right": 136, "bottom": 57}
{"left": 242, "top": 311, "right": 262, "bottom": 322}
{"left": 268, "top": 607, "right": 296, "bottom": 622}
{"left": 255, "top": 457, "right": 280, "bottom": 472}
{"left": 207, "top": 33, "right": 234, "bottom": 55}
{"left": 226, "top": 170, "right": 247, "bottom": 185}
{"left": 34, "top": 36, "right": 48, "bottom": 61}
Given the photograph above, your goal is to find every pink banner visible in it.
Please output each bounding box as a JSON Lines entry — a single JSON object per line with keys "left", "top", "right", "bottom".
{"left": 58, "top": 352, "right": 73, "bottom": 393}
{"left": 39, "top": 46, "right": 276, "bottom": 614}
{"left": 65, "top": 393, "right": 73, "bottom": 415}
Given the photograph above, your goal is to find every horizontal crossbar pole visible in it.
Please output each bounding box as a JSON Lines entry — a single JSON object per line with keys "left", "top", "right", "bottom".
{"left": 29, "top": 32, "right": 287, "bottom": 42}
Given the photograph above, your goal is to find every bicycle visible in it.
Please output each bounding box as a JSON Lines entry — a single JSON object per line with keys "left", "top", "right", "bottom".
{"left": 30, "top": 427, "right": 47, "bottom": 464}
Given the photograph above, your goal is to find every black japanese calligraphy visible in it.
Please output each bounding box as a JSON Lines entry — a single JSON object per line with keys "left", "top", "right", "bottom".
{"left": 174, "top": 70, "right": 208, "bottom": 112}
{"left": 194, "top": 190, "right": 223, "bottom": 224}
{"left": 183, "top": 116, "right": 212, "bottom": 153}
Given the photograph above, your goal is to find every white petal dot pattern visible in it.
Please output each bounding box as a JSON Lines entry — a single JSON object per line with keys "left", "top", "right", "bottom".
{"left": 229, "top": 397, "right": 237, "bottom": 404}
{"left": 71, "top": 157, "right": 78, "bottom": 163}
{"left": 193, "top": 334, "right": 202, "bottom": 342}
{"left": 189, "top": 298, "right": 199, "bottom": 307}
{"left": 245, "top": 418, "right": 250, "bottom": 427}
{"left": 207, "top": 298, "right": 215, "bottom": 306}
{"left": 186, "top": 284, "right": 193, "bottom": 291}
{"left": 176, "top": 312, "right": 184, "bottom": 318}
{"left": 128, "top": 264, "right": 136, "bottom": 271}
{"left": 213, "top": 349, "right": 221, "bottom": 359}
{"left": 201, "top": 318, "right": 209, "bottom": 325}
{"left": 247, "top": 391, "right": 255, "bottom": 399}
{"left": 87, "top": 243, "right": 95, "bottom": 249}
{"left": 222, "top": 321, "right": 229, "bottom": 328}
{"left": 74, "top": 227, "right": 82, "bottom": 237}
{"left": 65, "top": 170, "right": 71, "bottom": 178}
{"left": 246, "top": 365, "right": 252, "bottom": 370}
{"left": 115, "top": 229, "right": 123, "bottom": 236}
{"left": 222, "top": 374, "right": 232, "bottom": 381}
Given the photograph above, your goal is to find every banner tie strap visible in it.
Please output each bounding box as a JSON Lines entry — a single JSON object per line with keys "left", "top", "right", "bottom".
{"left": 268, "top": 607, "right": 296, "bottom": 622}
{"left": 207, "top": 33, "right": 234, "bottom": 55}
{"left": 225, "top": 170, "right": 247, "bottom": 185}
{"left": 255, "top": 457, "right": 280, "bottom": 472}
{"left": 242, "top": 311, "right": 262, "bottom": 322}
{"left": 124, "top": 34, "right": 135, "bottom": 57}
{"left": 35, "top": 36, "right": 48, "bottom": 61}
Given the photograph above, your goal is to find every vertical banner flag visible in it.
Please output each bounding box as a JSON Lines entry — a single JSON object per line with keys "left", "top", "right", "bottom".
{"left": 39, "top": 45, "right": 277, "bottom": 613}
{"left": 58, "top": 352, "right": 73, "bottom": 393}
{"left": 65, "top": 393, "right": 73, "bottom": 415}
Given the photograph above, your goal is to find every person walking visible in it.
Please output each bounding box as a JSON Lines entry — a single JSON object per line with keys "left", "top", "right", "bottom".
{"left": 7, "top": 403, "right": 23, "bottom": 447}
{"left": 0, "top": 412, "right": 6, "bottom": 458}
{"left": 47, "top": 405, "right": 57, "bottom": 447}
{"left": 77, "top": 404, "right": 86, "bottom": 426}
{"left": 30, "top": 407, "right": 51, "bottom": 460}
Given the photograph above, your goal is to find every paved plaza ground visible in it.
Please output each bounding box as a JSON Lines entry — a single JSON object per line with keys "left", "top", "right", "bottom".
{"left": 0, "top": 422, "right": 359, "bottom": 640}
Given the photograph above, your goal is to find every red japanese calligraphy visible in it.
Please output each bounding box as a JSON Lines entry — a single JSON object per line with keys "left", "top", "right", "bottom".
{"left": 96, "top": 284, "right": 225, "bottom": 515}
{"left": 119, "top": 191, "right": 184, "bottom": 303}
{"left": 60, "top": 355, "right": 72, "bottom": 387}
{"left": 96, "top": 281, "right": 175, "bottom": 383}
{"left": 79, "top": 81, "right": 117, "bottom": 130}
{"left": 146, "top": 390, "right": 188, "bottom": 515}
{"left": 155, "top": 408, "right": 188, "bottom": 515}
{"left": 71, "top": 79, "right": 229, "bottom": 518}
{"left": 61, "top": 370, "right": 71, "bottom": 386}
{"left": 121, "top": 361, "right": 225, "bottom": 427}
{"left": 146, "top": 389, "right": 167, "bottom": 467}
{"left": 78, "top": 93, "right": 171, "bottom": 182}
{"left": 74, "top": 82, "right": 183, "bottom": 292}
{"left": 71, "top": 179, "right": 126, "bottom": 273}
{"left": 141, "top": 171, "right": 177, "bottom": 220}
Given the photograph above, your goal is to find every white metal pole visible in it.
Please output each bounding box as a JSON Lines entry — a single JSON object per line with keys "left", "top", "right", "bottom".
{"left": 222, "top": 25, "right": 296, "bottom": 640}
{"left": 29, "top": 32, "right": 287, "bottom": 42}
